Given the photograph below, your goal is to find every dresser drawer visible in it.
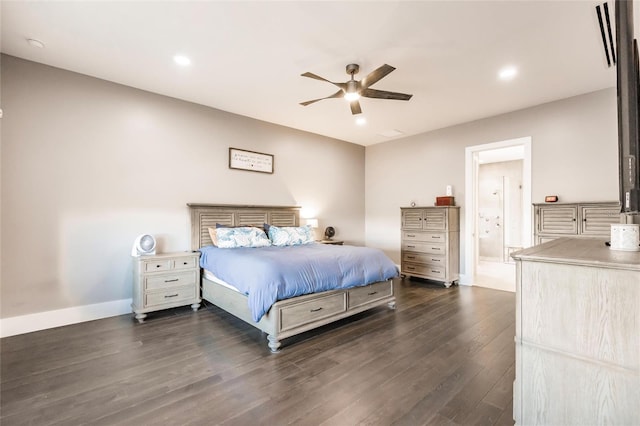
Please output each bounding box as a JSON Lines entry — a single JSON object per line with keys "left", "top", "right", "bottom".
{"left": 402, "top": 242, "right": 445, "bottom": 255}
{"left": 145, "top": 285, "right": 197, "bottom": 308}
{"left": 280, "top": 293, "right": 346, "bottom": 331}
{"left": 402, "top": 232, "right": 446, "bottom": 243}
{"left": 145, "top": 271, "right": 197, "bottom": 291}
{"left": 348, "top": 281, "right": 392, "bottom": 309}
{"left": 144, "top": 260, "right": 172, "bottom": 272}
{"left": 402, "top": 252, "right": 445, "bottom": 266}
{"left": 403, "top": 263, "right": 446, "bottom": 280}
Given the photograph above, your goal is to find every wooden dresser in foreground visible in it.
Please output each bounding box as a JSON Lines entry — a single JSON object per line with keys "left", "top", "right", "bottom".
{"left": 132, "top": 251, "right": 201, "bottom": 322}
{"left": 400, "top": 206, "right": 460, "bottom": 287}
{"left": 511, "top": 238, "right": 640, "bottom": 425}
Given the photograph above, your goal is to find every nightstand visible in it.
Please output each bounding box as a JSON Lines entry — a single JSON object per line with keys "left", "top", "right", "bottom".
{"left": 132, "top": 251, "right": 201, "bottom": 323}
{"left": 318, "top": 240, "right": 344, "bottom": 245}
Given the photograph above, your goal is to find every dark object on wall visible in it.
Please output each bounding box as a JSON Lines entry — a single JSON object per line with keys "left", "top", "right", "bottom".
{"left": 545, "top": 195, "right": 559, "bottom": 203}
{"left": 324, "top": 226, "right": 336, "bottom": 240}
{"left": 436, "top": 196, "right": 455, "bottom": 206}
{"left": 615, "top": 0, "right": 640, "bottom": 213}
{"left": 596, "top": 2, "right": 616, "bottom": 67}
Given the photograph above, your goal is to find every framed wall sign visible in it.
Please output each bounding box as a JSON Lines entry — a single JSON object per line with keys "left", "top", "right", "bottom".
{"left": 229, "top": 148, "right": 274, "bottom": 174}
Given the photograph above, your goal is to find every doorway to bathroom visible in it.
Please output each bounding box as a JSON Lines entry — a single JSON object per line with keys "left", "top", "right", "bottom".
{"left": 464, "top": 137, "right": 532, "bottom": 292}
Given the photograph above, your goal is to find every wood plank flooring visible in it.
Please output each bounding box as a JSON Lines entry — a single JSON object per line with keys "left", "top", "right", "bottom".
{"left": 1, "top": 279, "right": 515, "bottom": 425}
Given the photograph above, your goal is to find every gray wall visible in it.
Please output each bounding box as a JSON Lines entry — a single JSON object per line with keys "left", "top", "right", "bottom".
{"left": 365, "top": 88, "right": 618, "bottom": 269}
{"left": 1, "top": 55, "right": 365, "bottom": 318}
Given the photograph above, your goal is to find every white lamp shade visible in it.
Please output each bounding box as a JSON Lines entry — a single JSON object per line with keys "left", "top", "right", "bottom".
{"left": 305, "top": 218, "right": 319, "bottom": 228}
{"left": 131, "top": 234, "right": 156, "bottom": 256}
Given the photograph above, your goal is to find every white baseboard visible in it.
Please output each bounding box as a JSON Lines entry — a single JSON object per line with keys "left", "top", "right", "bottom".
{"left": 0, "top": 298, "right": 133, "bottom": 338}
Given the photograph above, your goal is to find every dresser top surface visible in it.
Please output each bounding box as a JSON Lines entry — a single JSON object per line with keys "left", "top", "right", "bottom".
{"left": 512, "top": 237, "right": 640, "bottom": 271}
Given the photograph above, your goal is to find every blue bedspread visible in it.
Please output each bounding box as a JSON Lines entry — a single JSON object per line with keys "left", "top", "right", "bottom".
{"left": 199, "top": 243, "right": 398, "bottom": 322}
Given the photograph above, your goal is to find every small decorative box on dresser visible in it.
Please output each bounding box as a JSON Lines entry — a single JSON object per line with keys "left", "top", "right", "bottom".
{"left": 132, "top": 251, "right": 201, "bottom": 323}
{"left": 533, "top": 201, "right": 621, "bottom": 245}
{"left": 401, "top": 206, "right": 460, "bottom": 287}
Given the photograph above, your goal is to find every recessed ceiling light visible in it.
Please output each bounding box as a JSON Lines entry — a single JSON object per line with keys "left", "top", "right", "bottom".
{"left": 27, "top": 38, "right": 45, "bottom": 48}
{"left": 499, "top": 66, "right": 517, "bottom": 80}
{"left": 173, "top": 55, "right": 191, "bottom": 66}
{"left": 356, "top": 117, "right": 367, "bottom": 126}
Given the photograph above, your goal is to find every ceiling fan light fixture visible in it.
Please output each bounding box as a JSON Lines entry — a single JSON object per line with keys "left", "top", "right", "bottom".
{"left": 344, "top": 80, "right": 360, "bottom": 101}
{"left": 344, "top": 91, "right": 360, "bottom": 101}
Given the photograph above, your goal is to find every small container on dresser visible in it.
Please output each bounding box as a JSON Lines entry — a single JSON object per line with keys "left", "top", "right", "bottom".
{"left": 132, "top": 251, "right": 201, "bottom": 323}
{"left": 400, "top": 206, "right": 460, "bottom": 287}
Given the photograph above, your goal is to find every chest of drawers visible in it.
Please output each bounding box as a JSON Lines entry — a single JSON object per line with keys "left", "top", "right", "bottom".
{"left": 400, "top": 206, "right": 460, "bottom": 287}
{"left": 132, "top": 251, "right": 201, "bottom": 322}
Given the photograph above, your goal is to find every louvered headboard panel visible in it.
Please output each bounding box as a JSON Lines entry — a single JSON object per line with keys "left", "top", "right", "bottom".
{"left": 188, "top": 204, "right": 300, "bottom": 250}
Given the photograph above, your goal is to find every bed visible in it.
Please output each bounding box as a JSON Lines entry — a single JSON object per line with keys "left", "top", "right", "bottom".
{"left": 188, "top": 203, "right": 397, "bottom": 352}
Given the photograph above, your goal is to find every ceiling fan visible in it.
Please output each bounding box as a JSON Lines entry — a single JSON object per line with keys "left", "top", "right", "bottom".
{"left": 299, "top": 63, "right": 413, "bottom": 115}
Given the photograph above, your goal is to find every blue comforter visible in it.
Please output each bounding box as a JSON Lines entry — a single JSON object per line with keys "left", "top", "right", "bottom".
{"left": 199, "top": 243, "right": 398, "bottom": 322}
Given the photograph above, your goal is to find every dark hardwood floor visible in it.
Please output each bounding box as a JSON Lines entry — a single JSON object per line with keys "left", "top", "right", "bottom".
{"left": 1, "top": 279, "right": 515, "bottom": 425}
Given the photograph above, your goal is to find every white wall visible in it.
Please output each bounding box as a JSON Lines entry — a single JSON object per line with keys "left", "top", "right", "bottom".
{"left": 0, "top": 55, "right": 365, "bottom": 320}
{"left": 365, "top": 88, "right": 618, "bottom": 269}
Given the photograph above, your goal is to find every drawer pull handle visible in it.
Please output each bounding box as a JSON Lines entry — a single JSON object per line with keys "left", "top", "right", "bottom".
{"left": 407, "top": 256, "right": 415, "bottom": 260}
{"left": 431, "top": 270, "right": 440, "bottom": 274}
{"left": 164, "top": 279, "right": 179, "bottom": 283}
{"left": 432, "top": 247, "right": 441, "bottom": 250}
{"left": 432, "top": 259, "right": 439, "bottom": 262}
{"left": 183, "top": 261, "right": 189, "bottom": 265}
{"left": 432, "top": 236, "right": 440, "bottom": 239}
{"left": 164, "top": 293, "right": 179, "bottom": 298}
{"left": 407, "top": 234, "right": 416, "bottom": 237}
{"left": 367, "top": 291, "right": 378, "bottom": 296}
{"left": 310, "top": 307, "right": 323, "bottom": 312}
{"left": 407, "top": 245, "right": 415, "bottom": 248}
{"left": 407, "top": 266, "right": 415, "bottom": 270}
{"left": 156, "top": 265, "right": 162, "bottom": 268}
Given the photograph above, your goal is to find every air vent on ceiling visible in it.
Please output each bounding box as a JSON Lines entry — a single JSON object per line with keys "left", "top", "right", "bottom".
{"left": 596, "top": 2, "right": 616, "bottom": 67}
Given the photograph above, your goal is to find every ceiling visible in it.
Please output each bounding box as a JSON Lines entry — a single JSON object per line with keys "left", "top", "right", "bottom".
{"left": 0, "top": 1, "right": 627, "bottom": 146}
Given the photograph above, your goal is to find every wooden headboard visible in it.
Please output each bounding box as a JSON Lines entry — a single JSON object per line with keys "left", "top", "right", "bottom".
{"left": 188, "top": 204, "right": 301, "bottom": 250}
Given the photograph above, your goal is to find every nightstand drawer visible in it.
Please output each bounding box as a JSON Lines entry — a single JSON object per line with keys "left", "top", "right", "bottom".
{"left": 145, "top": 285, "right": 197, "bottom": 308}
{"left": 173, "top": 257, "right": 198, "bottom": 270}
{"left": 144, "top": 260, "right": 172, "bottom": 272}
{"left": 145, "top": 271, "right": 197, "bottom": 291}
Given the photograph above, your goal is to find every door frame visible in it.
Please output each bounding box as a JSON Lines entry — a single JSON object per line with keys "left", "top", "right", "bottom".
{"left": 461, "top": 137, "right": 532, "bottom": 285}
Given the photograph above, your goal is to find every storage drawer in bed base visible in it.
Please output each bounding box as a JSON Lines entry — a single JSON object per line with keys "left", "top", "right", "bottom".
{"left": 201, "top": 277, "right": 396, "bottom": 353}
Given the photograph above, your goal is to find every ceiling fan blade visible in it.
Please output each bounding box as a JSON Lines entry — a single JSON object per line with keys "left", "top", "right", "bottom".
{"left": 301, "top": 72, "right": 347, "bottom": 90}
{"left": 299, "top": 90, "right": 344, "bottom": 106}
{"left": 361, "top": 88, "right": 413, "bottom": 101}
{"left": 360, "top": 64, "right": 396, "bottom": 89}
{"left": 350, "top": 100, "right": 362, "bottom": 115}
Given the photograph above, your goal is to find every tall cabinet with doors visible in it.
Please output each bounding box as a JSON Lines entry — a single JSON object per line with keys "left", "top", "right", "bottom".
{"left": 400, "top": 206, "right": 460, "bottom": 287}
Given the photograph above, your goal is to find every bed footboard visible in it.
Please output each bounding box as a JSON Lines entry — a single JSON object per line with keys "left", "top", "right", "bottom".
{"left": 201, "top": 277, "right": 395, "bottom": 352}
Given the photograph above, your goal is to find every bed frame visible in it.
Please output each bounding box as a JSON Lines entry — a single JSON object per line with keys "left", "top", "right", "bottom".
{"left": 188, "top": 203, "right": 396, "bottom": 352}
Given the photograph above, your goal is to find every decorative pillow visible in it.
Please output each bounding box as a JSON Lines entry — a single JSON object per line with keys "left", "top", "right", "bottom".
{"left": 268, "top": 225, "right": 315, "bottom": 246}
{"left": 207, "top": 226, "right": 271, "bottom": 248}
